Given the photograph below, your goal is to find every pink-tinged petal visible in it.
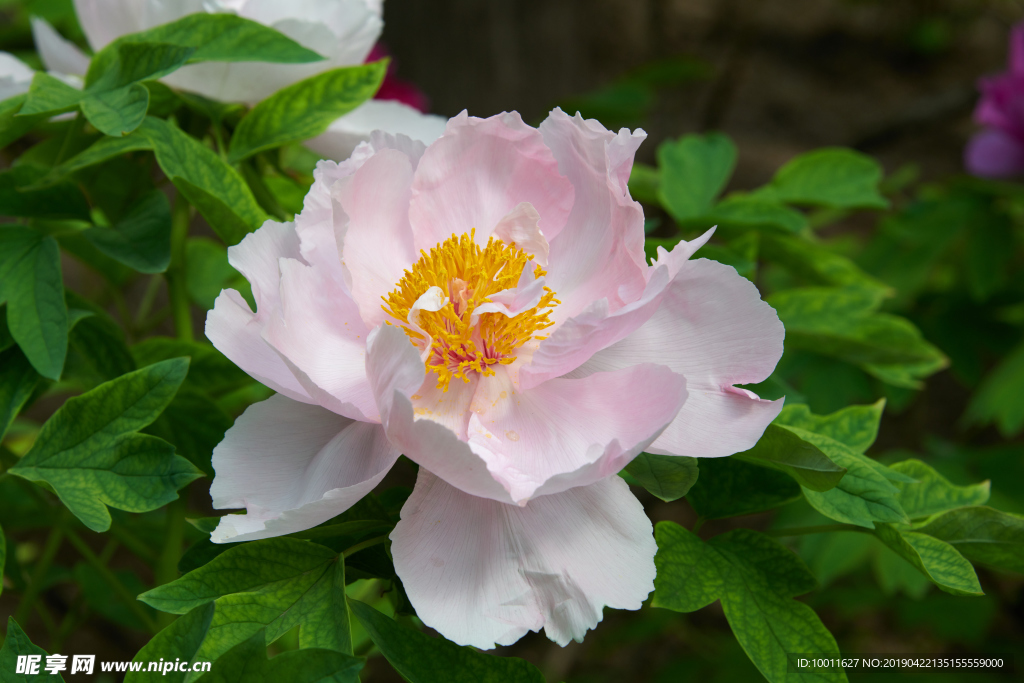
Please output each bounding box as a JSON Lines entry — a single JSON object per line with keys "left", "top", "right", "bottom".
{"left": 391, "top": 470, "right": 655, "bottom": 649}
{"left": 210, "top": 394, "right": 399, "bottom": 543}
{"left": 517, "top": 230, "right": 715, "bottom": 390}
{"left": 366, "top": 324, "right": 514, "bottom": 503}
{"left": 334, "top": 148, "right": 418, "bottom": 327}
{"left": 206, "top": 291, "right": 311, "bottom": 403}
{"left": 408, "top": 111, "right": 574, "bottom": 251}
{"left": 467, "top": 364, "right": 686, "bottom": 503}
{"left": 31, "top": 18, "right": 90, "bottom": 77}
{"left": 538, "top": 109, "right": 648, "bottom": 320}
{"left": 580, "top": 258, "right": 785, "bottom": 457}
{"left": 305, "top": 100, "right": 447, "bottom": 163}
{"left": 262, "top": 259, "right": 378, "bottom": 421}
{"left": 205, "top": 221, "right": 313, "bottom": 403}
{"left": 965, "top": 128, "right": 1024, "bottom": 178}
{"left": 492, "top": 202, "right": 549, "bottom": 266}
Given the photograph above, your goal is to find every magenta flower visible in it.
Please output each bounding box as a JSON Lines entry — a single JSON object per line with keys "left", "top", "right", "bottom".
{"left": 367, "top": 43, "right": 431, "bottom": 113}
{"left": 205, "top": 110, "right": 785, "bottom": 648}
{"left": 966, "top": 23, "right": 1024, "bottom": 177}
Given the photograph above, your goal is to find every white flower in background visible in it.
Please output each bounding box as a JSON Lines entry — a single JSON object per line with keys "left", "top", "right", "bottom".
{"left": 30, "top": 0, "right": 445, "bottom": 159}
{"left": 0, "top": 51, "right": 35, "bottom": 100}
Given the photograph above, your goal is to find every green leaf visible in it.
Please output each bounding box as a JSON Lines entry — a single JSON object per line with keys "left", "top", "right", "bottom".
{"left": 0, "top": 617, "right": 65, "bottom": 682}
{"left": 656, "top": 132, "right": 736, "bottom": 220}
{"left": 769, "top": 287, "right": 947, "bottom": 371}
{"left": 754, "top": 148, "right": 888, "bottom": 210}
{"left": 652, "top": 524, "right": 844, "bottom": 683}
{"left": 63, "top": 293, "right": 137, "bottom": 387}
{"left": 131, "top": 337, "right": 251, "bottom": 398}
{"left": 83, "top": 190, "right": 172, "bottom": 273}
{"left": 140, "top": 537, "right": 337, "bottom": 615}
{"left": 142, "top": 538, "right": 354, "bottom": 665}
{"left": 0, "top": 227, "right": 69, "bottom": 379}
{"left": 734, "top": 424, "right": 846, "bottom": 492}
{"left": 889, "top": 459, "right": 990, "bottom": 519}
{"left": 916, "top": 506, "right": 1024, "bottom": 574}
{"left": 627, "top": 162, "right": 659, "bottom": 204}
{"left": 776, "top": 401, "right": 885, "bottom": 454}
{"left": 349, "top": 600, "right": 545, "bottom": 683}
{"left": 0, "top": 94, "right": 45, "bottom": 148}
{"left": 18, "top": 72, "right": 83, "bottom": 117}
{"left": 80, "top": 83, "right": 150, "bottom": 137}
{"left": 624, "top": 452, "right": 698, "bottom": 501}
{"left": 146, "top": 387, "right": 231, "bottom": 476}
{"left": 228, "top": 61, "right": 388, "bottom": 163}
{"left": 138, "top": 117, "right": 266, "bottom": 244}
{"left": 88, "top": 42, "right": 196, "bottom": 92}
{"left": 965, "top": 340, "right": 1024, "bottom": 437}
{"left": 86, "top": 13, "right": 324, "bottom": 87}
{"left": 0, "top": 165, "right": 91, "bottom": 219}
{"left": 698, "top": 197, "right": 808, "bottom": 235}
{"left": 0, "top": 524, "right": 4, "bottom": 598}
{"left": 8, "top": 359, "right": 201, "bottom": 532}
{"left": 0, "top": 345, "right": 40, "bottom": 442}
{"left": 686, "top": 456, "right": 801, "bottom": 520}
{"left": 873, "top": 523, "right": 983, "bottom": 596}
{"left": 651, "top": 522, "right": 725, "bottom": 612}
{"left": 760, "top": 232, "right": 890, "bottom": 293}
{"left": 194, "top": 630, "right": 362, "bottom": 683}
{"left": 54, "top": 134, "right": 154, "bottom": 179}
{"left": 183, "top": 238, "right": 248, "bottom": 310}
{"left": 794, "top": 430, "right": 908, "bottom": 528}
{"left": 124, "top": 603, "right": 215, "bottom": 683}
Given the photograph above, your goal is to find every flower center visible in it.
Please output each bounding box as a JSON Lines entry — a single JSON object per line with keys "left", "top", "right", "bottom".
{"left": 382, "top": 231, "right": 558, "bottom": 391}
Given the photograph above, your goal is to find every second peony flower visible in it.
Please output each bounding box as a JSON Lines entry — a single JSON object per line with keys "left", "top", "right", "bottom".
{"left": 205, "top": 109, "right": 786, "bottom": 649}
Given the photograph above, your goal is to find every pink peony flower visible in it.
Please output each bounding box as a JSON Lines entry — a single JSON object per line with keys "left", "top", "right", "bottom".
{"left": 205, "top": 109, "right": 785, "bottom": 648}
{"left": 966, "top": 23, "right": 1024, "bottom": 177}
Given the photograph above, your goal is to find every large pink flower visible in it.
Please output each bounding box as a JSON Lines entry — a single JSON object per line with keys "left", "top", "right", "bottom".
{"left": 205, "top": 109, "right": 785, "bottom": 648}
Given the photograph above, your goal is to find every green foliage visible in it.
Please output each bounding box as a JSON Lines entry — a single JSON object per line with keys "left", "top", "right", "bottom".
{"left": 872, "top": 524, "right": 983, "bottom": 596}
{"left": 752, "top": 148, "right": 889, "bottom": 210}
{"left": 0, "top": 345, "right": 39, "bottom": 441}
{"left": 889, "top": 459, "right": 991, "bottom": 519}
{"left": 83, "top": 189, "right": 172, "bottom": 273}
{"left": 0, "top": 226, "right": 68, "bottom": 379}
{"left": 656, "top": 133, "right": 736, "bottom": 220}
{"left": 138, "top": 117, "right": 267, "bottom": 244}
{"left": 0, "top": 618, "right": 65, "bottom": 682}
{"left": 917, "top": 507, "right": 1024, "bottom": 574}
{"left": 624, "top": 452, "right": 699, "bottom": 501}
{"left": 8, "top": 359, "right": 202, "bottom": 531}
{"left": 733, "top": 424, "right": 846, "bottom": 492}
{"left": 653, "top": 524, "right": 844, "bottom": 683}
{"left": 228, "top": 61, "right": 388, "bottom": 162}
{"left": 349, "top": 600, "right": 545, "bottom": 683}
{"left": 193, "top": 630, "right": 362, "bottom": 683}
{"left": 686, "top": 456, "right": 801, "bottom": 520}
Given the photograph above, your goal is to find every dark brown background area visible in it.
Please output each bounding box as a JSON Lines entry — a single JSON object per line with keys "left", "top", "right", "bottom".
{"left": 383, "top": 0, "right": 1019, "bottom": 188}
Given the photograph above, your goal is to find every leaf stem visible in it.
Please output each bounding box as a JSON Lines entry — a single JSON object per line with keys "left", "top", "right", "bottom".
{"left": 766, "top": 524, "right": 868, "bottom": 537}
{"left": 64, "top": 528, "right": 159, "bottom": 633}
{"left": 167, "top": 194, "right": 193, "bottom": 342}
{"left": 342, "top": 535, "right": 389, "bottom": 558}
{"left": 13, "top": 526, "right": 64, "bottom": 627}
{"left": 154, "top": 496, "right": 186, "bottom": 628}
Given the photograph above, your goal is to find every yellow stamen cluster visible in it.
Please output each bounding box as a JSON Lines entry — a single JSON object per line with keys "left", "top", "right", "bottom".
{"left": 382, "top": 231, "right": 559, "bottom": 391}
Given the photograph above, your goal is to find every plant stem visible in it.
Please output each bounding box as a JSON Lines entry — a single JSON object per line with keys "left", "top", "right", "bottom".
{"left": 51, "top": 539, "right": 118, "bottom": 651}
{"left": 132, "top": 274, "right": 164, "bottom": 340}
{"left": 342, "top": 535, "right": 389, "bottom": 558}
{"left": 167, "top": 194, "right": 193, "bottom": 342}
{"left": 766, "top": 524, "right": 867, "bottom": 537}
{"left": 154, "top": 497, "right": 186, "bottom": 628}
{"left": 13, "top": 526, "right": 64, "bottom": 627}
{"left": 64, "top": 529, "right": 159, "bottom": 633}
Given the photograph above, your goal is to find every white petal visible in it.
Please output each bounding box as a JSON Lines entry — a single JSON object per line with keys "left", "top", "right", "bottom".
{"left": 306, "top": 100, "right": 448, "bottom": 162}
{"left": 0, "top": 52, "right": 34, "bottom": 100}
{"left": 31, "top": 17, "right": 90, "bottom": 76}
{"left": 210, "top": 394, "right": 399, "bottom": 543}
{"left": 492, "top": 201, "right": 549, "bottom": 266}
{"left": 392, "top": 470, "right": 656, "bottom": 649}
